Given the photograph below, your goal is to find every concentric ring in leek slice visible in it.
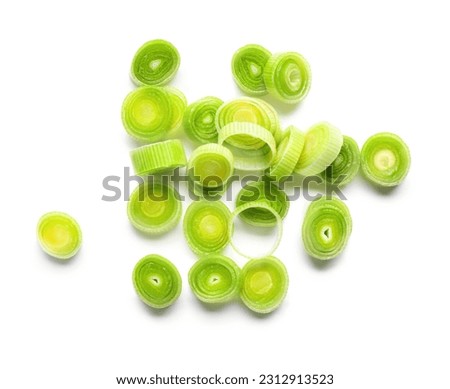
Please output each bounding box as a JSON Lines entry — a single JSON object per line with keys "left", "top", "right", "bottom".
{"left": 188, "top": 254, "right": 240, "bottom": 304}
{"left": 164, "top": 86, "right": 187, "bottom": 132}
{"left": 132, "top": 254, "right": 181, "bottom": 309}
{"left": 37, "top": 212, "right": 82, "bottom": 260}
{"left": 130, "top": 39, "right": 180, "bottom": 86}
{"left": 128, "top": 181, "right": 181, "bottom": 236}
{"left": 240, "top": 256, "right": 288, "bottom": 314}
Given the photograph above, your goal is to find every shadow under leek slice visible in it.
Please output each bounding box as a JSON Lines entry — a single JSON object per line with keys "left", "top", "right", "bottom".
{"left": 128, "top": 181, "right": 181, "bottom": 236}
{"left": 235, "top": 181, "right": 289, "bottom": 227}
{"left": 240, "top": 256, "right": 288, "bottom": 314}
{"left": 294, "top": 122, "right": 343, "bottom": 177}
{"left": 37, "top": 212, "right": 82, "bottom": 260}
{"left": 183, "top": 200, "right": 231, "bottom": 256}
{"left": 130, "top": 140, "right": 187, "bottom": 176}
{"left": 360, "top": 132, "right": 411, "bottom": 187}
{"left": 263, "top": 51, "right": 311, "bottom": 104}
{"left": 321, "top": 135, "right": 360, "bottom": 187}
{"left": 215, "top": 97, "right": 281, "bottom": 146}
{"left": 229, "top": 201, "right": 283, "bottom": 259}
{"left": 121, "top": 86, "right": 173, "bottom": 143}
{"left": 130, "top": 39, "right": 180, "bottom": 86}
{"left": 183, "top": 96, "right": 223, "bottom": 144}
{"left": 132, "top": 254, "right": 182, "bottom": 309}
{"left": 218, "top": 122, "right": 277, "bottom": 171}
{"left": 231, "top": 44, "right": 271, "bottom": 96}
{"left": 302, "top": 197, "right": 352, "bottom": 260}
{"left": 188, "top": 254, "right": 240, "bottom": 304}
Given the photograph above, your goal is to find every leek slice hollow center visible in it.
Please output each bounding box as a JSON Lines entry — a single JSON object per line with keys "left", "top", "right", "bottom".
{"left": 374, "top": 149, "right": 396, "bottom": 171}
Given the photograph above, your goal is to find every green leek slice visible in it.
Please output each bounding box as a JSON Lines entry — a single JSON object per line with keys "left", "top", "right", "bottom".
{"left": 121, "top": 86, "right": 173, "bottom": 143}
{"left": 231, "top": 44, "right": 271, "bottom": 96}
{"left": 218, "top": 122, "right": 276, "bottom": 171}
{"left": 229, "top": 201, "right": 283, "bottom": 259}
{"left": 361, "top": 132, "right": 411, "bottom": 187}
{"left": 130, "top": 140, "right": 187, "bottom": 176}
{"left": 216, "top": 97, "right": 281, "bottom": 146}
{"left": 128, "top": 181, "right": 181, "bottom": 235}
{"left": 268, "top": 125, "right": 305, "bottom": 182}
{"left": 321, "top": 135, "right": 360, "bottom": 187}
{"left": 37, "top": 212, "right": 82, "bottom": 260}
{"left": 132, "top": 254, "right": 182, "bottom": 309}
{"left": 295, "top": 122, "right": 343, "bottom": 176}
{"left": 187, "top": 143, "right": 234, "bottom": 189}
{"left": 164, "top": 86, "right": 187, "bottom": 132}
{"left": 130, "top": 39, "right": 180, "bottom": 86}
{"left": 235, "top": 181, "right": 289, "bottom": 227}
{"left": 263, "top": 52, "right": 311, "bottom": 104}
{"left": 240, "top": 256, "right": 288, "bottom": 314}
{"left": 188, "top": 254, "right": 241, "bottom": 304}
{"left": 183, "top": 200, "right": 231, "bottom": 255}
{"left": 183, "top": 96, "right": 223, "bottom": 144}
{"left": 302, "top": 197, "right": 352, "bottom": 260}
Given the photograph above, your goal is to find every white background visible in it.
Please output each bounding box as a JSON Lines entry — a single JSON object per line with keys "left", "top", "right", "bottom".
{"left": 0, "top": 1, "right": 449, "bottom": 388}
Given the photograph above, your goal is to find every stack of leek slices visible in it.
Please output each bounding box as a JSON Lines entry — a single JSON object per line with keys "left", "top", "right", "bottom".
{"left": 117, "top": 39, "right": 411, "bottom": 314}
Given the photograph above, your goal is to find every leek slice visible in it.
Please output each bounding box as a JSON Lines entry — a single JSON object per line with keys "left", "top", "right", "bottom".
{"left": 130, "top": 39, "right": 180, "bottom": 86}
{"left": 188, "top": 254, "right": 240, "bottom": 304}
{"left": 240, "top": 256, "right": 288, "bottom": 314}
{"left": 229, "top": 201, "right": 283, "bottom": 259}
{"left": 132, "top": 254, "right": 182, "bottom": 309}
{"left": 130, "top": 140, "right": 187, "bottom": 176}
{"left": 218, "top": 122, "right": 276, "bottom": 171}
{"left": 216, "top": 97, "right": 281, "bottom": 146}
{"left": 183, "top": 200, "right": 231, "bottom": 255}
{"left": 231, "top": 44, "right": 271, "bottom": 96}
{"left": 295, "top": 122, "right": 343, "bottom": 176}
{"left": 164, "top": 86, "right": 187, "bottom": 132}
{"left": 361, "top": 132, "right": 411, "bottom": 187}
{"left": 263, "top": 51, "right": 311, "bottom": 104}
{"left": 302, "top": 197, "right": 352, "bottom": 260}
{"left": 183, "top": 96, "right": 223, "bottom": 144}
{"left": 235, "top": 181, "right": 289, "bottom": 227}
{"left": 187, "top": 143, "right": 234, "bottom": 189}
{"left": 128, "top": 180, "right": 181, "bottom": 235}
{"left": 121, "top": 86, "right": 173, "bottom": 143}
{"left": 37, "top": 212, "right": 82, "bottom": 260}
{"left": 268, "top": 125, "right": 305, "bottom": 182}
{"left": 321, "top": 135, "right": 360, "bottom": 187}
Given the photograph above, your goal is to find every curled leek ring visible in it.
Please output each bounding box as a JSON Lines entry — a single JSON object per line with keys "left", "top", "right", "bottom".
{"left": 37, "top": 212, "right": 82, "bottom": 260}
{"left": 188, "top": 254, "right": 241, "bottom": 304}
{"left": 128, "top": 180, "right": 181, "bottom": 236}
{"left": 130, "top": 39, "right": 180, "bottom": 86}
{"left": 183, "top": 200, "right": 231, "bottom": 256}
{"left": 268, "top": 125, "right": 305, "bottom": 182}
{"left": 361, "top": 132, "right": 411, "bottom": 187}
{"left": 215, "top": 97, "right": 281, "bottom": 147}
{"left": 183, "top": 96, "right": 223, "bottom": 144}
{"left": 229, "top": 201, "right": 283, "bottom": 259}
{"left": 218, "top": 122, "right": 276, "bottom": 171}
{"left": 295, "top": 122, "right": 343, "bottom": 176}
{"left": 121, "top": 86, "right": 173, "bottom": 143}
{"left": 235, "top": 181, "right": 289, "bottom": 227}
{"left": 263, "top": 51, "right": 311, "bottom": 104}
{"left": 302, "top": 197, "right": 352, "bottom": 260}
{"left": 130, "top": 140, "right": 187, "bottom": 176}
{"left": 164, "top": 86, "right": 187, "bottom": 132}
{"left": 240, "top": 256, "right": 289, "bottom": 314}
{"left": 132, "top": 254, "right": 182, "bottom": 309}
{"left": 187, "top": 143, "right": 234, "bottom": 189}
{"left": 321, "top": 135, "right": 360, "bottom": 187}
{"left": 231, "top": 44, "right": 271, "bottom": 96}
